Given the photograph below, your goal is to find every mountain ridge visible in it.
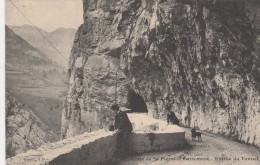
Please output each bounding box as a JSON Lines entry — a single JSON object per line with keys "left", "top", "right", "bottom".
{"left": 8, "top": 24, "right": 77, "bottom": 68}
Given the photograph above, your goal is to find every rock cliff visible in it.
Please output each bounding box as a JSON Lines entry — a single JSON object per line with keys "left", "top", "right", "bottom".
{"left": 6, "top": 93, "right": 58, "bottom": 158}
{"left": 62, "top": 0, "right": 260, "bottom": 147}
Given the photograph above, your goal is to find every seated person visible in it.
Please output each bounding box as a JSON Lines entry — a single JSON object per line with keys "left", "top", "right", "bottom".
{"left": 111, "top": 104, "right": 133, "bottom": 157}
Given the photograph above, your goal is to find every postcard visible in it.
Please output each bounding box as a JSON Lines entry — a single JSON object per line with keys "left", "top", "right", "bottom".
{"left": 4, "top": 0, "right": 260, "bottom": 164}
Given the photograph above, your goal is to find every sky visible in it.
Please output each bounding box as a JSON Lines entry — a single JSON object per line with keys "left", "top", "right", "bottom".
{"left": 5, "top": 0, "right": 83, "bottom": 32}
{"left": 0, "top": 0, "right": 4, "bottom": 163}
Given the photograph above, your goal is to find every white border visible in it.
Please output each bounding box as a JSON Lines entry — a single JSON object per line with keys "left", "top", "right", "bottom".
{"left": 1, "top": 0, "right": 5, "bottom": 163}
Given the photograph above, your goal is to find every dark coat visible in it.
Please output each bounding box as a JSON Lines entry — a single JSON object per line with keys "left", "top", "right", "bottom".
{"left": 114, "top": 110, "right": 133, "bottom": 132}
{"left": 191, "top": 128, "right": 196, "bottom": 136}
{"left": 167, "top": 111, "right": 179, "bottom": 125}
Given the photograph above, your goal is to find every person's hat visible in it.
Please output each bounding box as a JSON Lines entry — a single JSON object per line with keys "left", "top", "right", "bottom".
{"left": 110, "top": 104, "right": 119, "bottom": 111}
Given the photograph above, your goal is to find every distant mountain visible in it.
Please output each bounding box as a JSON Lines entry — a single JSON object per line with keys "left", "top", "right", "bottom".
{"left": 6, "top": 25, "right": 54, "bottom": 72}
{"left": 6, "top": 92, "right": 58, "bottom": 158}
{"left": 6, "top": 26, "right": 67, "bottom": 136}
{"left": 9, "top": 24, "right": 77, "bottom": 68}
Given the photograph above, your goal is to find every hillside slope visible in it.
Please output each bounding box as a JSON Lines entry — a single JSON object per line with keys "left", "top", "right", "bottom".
{"left": 6, "top": 92, "right": 58, "bottom": 158}
{"left": 6, "top": 26, "right": 67, "bottom": 134}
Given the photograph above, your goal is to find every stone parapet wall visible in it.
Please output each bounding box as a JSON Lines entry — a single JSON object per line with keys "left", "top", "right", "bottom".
{"left": 129, "top": 131, "right": 185, "bottom": 153}
{"left": 7, "top": 114, "right": 185, "bottom": 165}
{"left": 128, "top": 113, "right": 185, "bottom": 153}
{"left": 6, "top": 130, "right": 117, "bottom": 165}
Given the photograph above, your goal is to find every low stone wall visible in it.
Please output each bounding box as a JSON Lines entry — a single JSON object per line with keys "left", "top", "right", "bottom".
{"left": 7, "top": 114, "right": 185, "bottom": 165}
{"left": 128, "top": 114, "right": 185, "bottom": 153}
{"left": 129, "top": 130, "right": 185, "bottom": 153}
{"left": 6, "top": 130, "right": 117, "bottom": 165}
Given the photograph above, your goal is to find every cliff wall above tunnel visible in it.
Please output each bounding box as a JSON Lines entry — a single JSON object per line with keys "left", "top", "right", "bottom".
{"left": 62, "top": 0, "right": 260, "bottom": 147}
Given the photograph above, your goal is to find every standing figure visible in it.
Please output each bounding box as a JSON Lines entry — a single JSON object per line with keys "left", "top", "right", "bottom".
{"left": 166, "top": 110, "right": 180, "bottom": 126}
{"left": 111, "top": 104, "right": 133, "bottom": 157}
{"left": 162, "top": 96, "right": 179, "bottom": 126}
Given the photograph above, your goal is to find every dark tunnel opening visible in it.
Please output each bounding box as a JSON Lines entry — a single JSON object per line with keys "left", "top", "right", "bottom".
{"left": 127, "top": 90, "right": 148, "bottom": 113}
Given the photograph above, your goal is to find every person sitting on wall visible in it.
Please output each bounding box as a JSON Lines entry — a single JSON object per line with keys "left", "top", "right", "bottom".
{"left": 166, "top": 109, "right": 180, "bottom": 126}
{"left": 111, "top": 104, "right": 133, "bottom": 157}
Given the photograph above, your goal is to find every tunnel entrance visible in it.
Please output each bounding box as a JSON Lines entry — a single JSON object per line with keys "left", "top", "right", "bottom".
{"left": 127, "top": 90, "right": 148, "bottom": 113}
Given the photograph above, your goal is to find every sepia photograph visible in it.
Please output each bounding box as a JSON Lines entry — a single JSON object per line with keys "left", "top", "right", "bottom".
{"left": 3, "top": 0, "right": 260, "bottom": 164}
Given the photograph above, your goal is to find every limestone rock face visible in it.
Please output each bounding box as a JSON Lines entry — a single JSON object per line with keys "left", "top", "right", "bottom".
{"left": 6, "top": 93, "right": 58, "bottom": 158}
{"left": 62, "top": 0, "right": 260, "bottom": 147}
